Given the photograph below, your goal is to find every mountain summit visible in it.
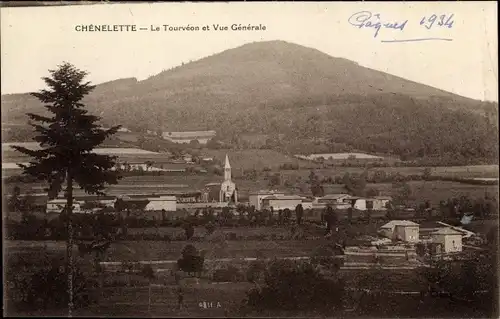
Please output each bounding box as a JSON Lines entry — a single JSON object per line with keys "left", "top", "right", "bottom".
{"left": 2, "top": 40, "right": 497, "bottom": 162}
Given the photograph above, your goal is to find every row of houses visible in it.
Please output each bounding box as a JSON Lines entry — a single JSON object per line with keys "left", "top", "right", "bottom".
{"left": 249, "top": 190, "right": 392, "bottom": 212}
{"left": 376, "top": 220, "right": 468, "bottom": 253}
{"left": 45, "top": 187, "right": 233, "bottom": 215}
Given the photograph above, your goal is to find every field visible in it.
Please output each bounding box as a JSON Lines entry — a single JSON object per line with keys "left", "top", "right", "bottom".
{"left": 5, "top": 238, "right": 325, "bottom": 263}
{"left": 202, "top": 149, "right": 307, "bottom": 170}
{"left": 5, "top": 214, "right": 498, "bottom": 318}
{"left": 279, "top": 165, "right": 499, "bottom": 180}
{"left": 4, "top": 175, "right": 498, "bottom": 208}
{"left": 296, "top": 152, "right": 384, "bottom": 160}
{"left": 279, "top": 180, "right": 497, "bottom": 206}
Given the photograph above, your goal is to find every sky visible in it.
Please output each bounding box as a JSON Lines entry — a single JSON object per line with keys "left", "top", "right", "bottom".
{"left": 1, "top": 2, "right": 498, "bottom": 101}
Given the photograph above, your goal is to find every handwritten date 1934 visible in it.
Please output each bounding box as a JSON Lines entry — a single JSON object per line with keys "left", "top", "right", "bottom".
{"left": 420, "top": 14, "right": 454, "bottom": 29}
{"left": 348, "top": 11, "right": 455, "bottom": 38}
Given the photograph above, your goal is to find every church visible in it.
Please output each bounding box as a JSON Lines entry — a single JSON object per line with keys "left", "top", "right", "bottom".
{"left": 219, "top": 154, "right": 238, "bottom": 203}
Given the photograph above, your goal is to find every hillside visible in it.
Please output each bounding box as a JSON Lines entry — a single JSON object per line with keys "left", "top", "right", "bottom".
{"left": 1, "top": 40, "right": 498, "bottom": 162}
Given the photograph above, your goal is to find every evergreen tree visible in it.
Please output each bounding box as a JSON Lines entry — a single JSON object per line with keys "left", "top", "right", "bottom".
{"left": 11, "top": 62, "right": 121, "bottom": 316}
{"left": 295, "top": 204, "right": 304, "bottom": 225}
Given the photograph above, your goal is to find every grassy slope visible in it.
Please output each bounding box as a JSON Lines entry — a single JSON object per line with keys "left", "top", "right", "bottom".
{"left": 203, "top": 149, "right": 304, "bottom": 171}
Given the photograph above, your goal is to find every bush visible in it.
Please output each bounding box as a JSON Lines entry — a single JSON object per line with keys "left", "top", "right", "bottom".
{"left": 246, "top": 259, "right": 345, "bottom": 312}
{"left": 177, "top": 244, "right": 204, "bottom": 276}
{"left": 5, "top": 262, "right": 98, "bottom": 312}
{"left": 246, "top": 261, "right": 266, "bottom": 283}
{"left": 212, "top": 265, "right": 245, "bottom": 282}
{"left": 311, "top": 244, "right": 338, "bottom": 267}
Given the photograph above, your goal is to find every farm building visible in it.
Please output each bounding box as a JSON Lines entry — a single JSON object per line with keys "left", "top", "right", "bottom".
{"left": 369, "top": 196, "right": 392, "bottom": 210}
{"left": 261, "top": 195, "right": 307, "bottom": 211}
{"left": 46, "top": 199, "right": 84, "bottom": 213}
{"left": 74, "top": 195, "right": 116, "bottom": 208}
{"left": 112, "top": 161, "right": 186, "bottom": 173}
{"left": 431, "top": 227, "right": 463, "bottom": 253}
{"left": 144, "top": 196, "right": 177, "bottom": 211}
{"left": 344, "top": 197, "right": 367, "bottom": 211}
{"left": 249, "top": 190, "right": 286, "bottom": 210}
{"left": 205, "top": 183, "right": 222, "bottom": 202}
{"left": 316, "top": 194, "right": 350, "bottom": 205}
{"left": 177, "top": 202, "right": 230, "bottom": 211}
{"left": 161, "top": 130, "right": 216, "bottom": 144}
{"left": 379, "top": 220, "right": 420, "bottom": 243}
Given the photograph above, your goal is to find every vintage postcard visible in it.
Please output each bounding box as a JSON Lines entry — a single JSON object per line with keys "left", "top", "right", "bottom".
{"left": 1, "top": 1, "right": 498, "bottom": 318}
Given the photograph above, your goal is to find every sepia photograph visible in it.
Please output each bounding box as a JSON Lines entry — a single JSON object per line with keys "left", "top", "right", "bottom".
{"left": 1, "top": 1, "right": 498, "bottom": 318}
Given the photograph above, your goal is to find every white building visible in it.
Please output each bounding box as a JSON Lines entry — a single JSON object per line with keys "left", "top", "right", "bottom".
{"left": 161, "top": 130, "right": 216, "bottom": 144}
{"left": 261, "top": 195, "right": 306, "bottom": 212}
{"left": 367, "top": 196, "right": 392, "bottom": 210}
{"left": 379, "top": 220, "right": 420, "bottom": 243}
{"left": 315, "top": 194, "right": 352, "bottom": 210}
{"left": 431, "top": 228, "right": 463, "bottom": 253}
{"left": 345, "top": 197, "right": 367, "bottom": 210}
{"left": 46, "top": 199, "right": 84, "bottom": 213}
{"left": 317, "top": 194, "right": 350, "bottom": 204}
{"left": 144, "top": 196, "right": 177, "bottom": 211}
{"left": 249, "top": 190, "right": 286, "bottom": 211}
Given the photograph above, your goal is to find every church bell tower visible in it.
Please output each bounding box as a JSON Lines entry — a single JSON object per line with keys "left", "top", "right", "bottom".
{"left": 219, "top": 154, "right": 237, "bottom": 203}
{"left": 224, "top": 154, "right": 231, "bottom": 181}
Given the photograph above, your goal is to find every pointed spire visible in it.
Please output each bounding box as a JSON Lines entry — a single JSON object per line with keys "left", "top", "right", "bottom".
{"left": 224, "top": 154, "right": 231, "bottom": 169}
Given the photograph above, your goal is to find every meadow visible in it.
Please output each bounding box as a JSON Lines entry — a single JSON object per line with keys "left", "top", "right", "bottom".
{"left": 278, "top": 165, "right": 499, "bottom": 180}
{"left": 203, "top": 149, "right": 307, "bottom": 170}
{"left": 5, "top": 238, "right": 325, "bottom": 263}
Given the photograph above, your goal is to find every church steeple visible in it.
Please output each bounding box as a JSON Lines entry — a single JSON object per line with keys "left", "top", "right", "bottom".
{"left": 224, "top": 154, "right": 231, "bottom": 181}
{"left": 219, "top": 154, "right": 237, "bottom": 203}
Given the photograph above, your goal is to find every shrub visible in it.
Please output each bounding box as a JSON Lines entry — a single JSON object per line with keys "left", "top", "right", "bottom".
{"left": 246, "top": 261, "right": 266, "bottom": 283}
{"left": 177, "top": 244, "right": 204, "bottom": 276}
{"left": 212, "top": 265, "right": 245, "bottom": 282}
{"left": 5, "top": 262, "right": 98, "bottom": 312}
{"left": 246, "top": 259, "right": 345, "bottom": 311}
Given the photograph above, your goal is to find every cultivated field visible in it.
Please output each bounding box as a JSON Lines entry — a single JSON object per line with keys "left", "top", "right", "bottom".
{"left": 202, "top": 149, "right": 306, "bottom": 170}
{"left": 280, "top": 165, "right": 499, "bottom": 180}
{"left": 5, "top": 238, "right": 325, "bottom": 263}
{"left": 289, "top": 181, "right": 497, "bottom": 206}
{"left": 296, "top": 152, "right": 384, "bottom": 160}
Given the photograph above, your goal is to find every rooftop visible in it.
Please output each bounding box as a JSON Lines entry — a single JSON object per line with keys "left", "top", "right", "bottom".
{"left": 147, "top": 196, "right": 177, "bottom": 201}
{"left": 162, "top": 131, "right": 216, "bottom": 138}
{"left": 262, "top": 195, "right": 305, "bottom": 201}
{"left": 431, "top": 227, "right": 464, "bottom": 236}
{"left": 249, "top": 190, "right": 285, "bottom": 195}
{"left": 321, "top": 194, "right": 350, "bottom": 200}
{"left": 205, "top": 182, "right": 221, "bottom": 186}
{"left": 381, "top": 220, "right": 420, "bottom": 228}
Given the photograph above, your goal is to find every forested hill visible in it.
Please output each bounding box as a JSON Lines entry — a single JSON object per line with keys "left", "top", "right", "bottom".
{"left": 2, "top": 40, "right": 498, "bottom": 163}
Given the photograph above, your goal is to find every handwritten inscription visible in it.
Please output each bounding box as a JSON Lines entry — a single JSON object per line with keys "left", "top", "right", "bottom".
{"left": 348, "top": 11, "right": 454, "bottom": 39}
{"left": 348, "top": 11, "right": 407, "bottom": 38}
{"left": 420, "top": 14, "right": 454, "bottom": 29}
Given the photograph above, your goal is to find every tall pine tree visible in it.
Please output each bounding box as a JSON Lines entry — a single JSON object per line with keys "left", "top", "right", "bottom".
{"left": 11, "top": 62, "right": 121, "bottom": 316}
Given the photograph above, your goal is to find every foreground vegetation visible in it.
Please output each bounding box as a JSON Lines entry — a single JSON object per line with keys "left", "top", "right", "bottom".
{"left": 5, "top": 241, "right": 498, "bottom": 318}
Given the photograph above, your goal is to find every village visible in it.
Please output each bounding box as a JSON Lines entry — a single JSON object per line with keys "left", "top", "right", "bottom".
{"left": 8, "top": 145, "right": 495, "bottom": 272}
